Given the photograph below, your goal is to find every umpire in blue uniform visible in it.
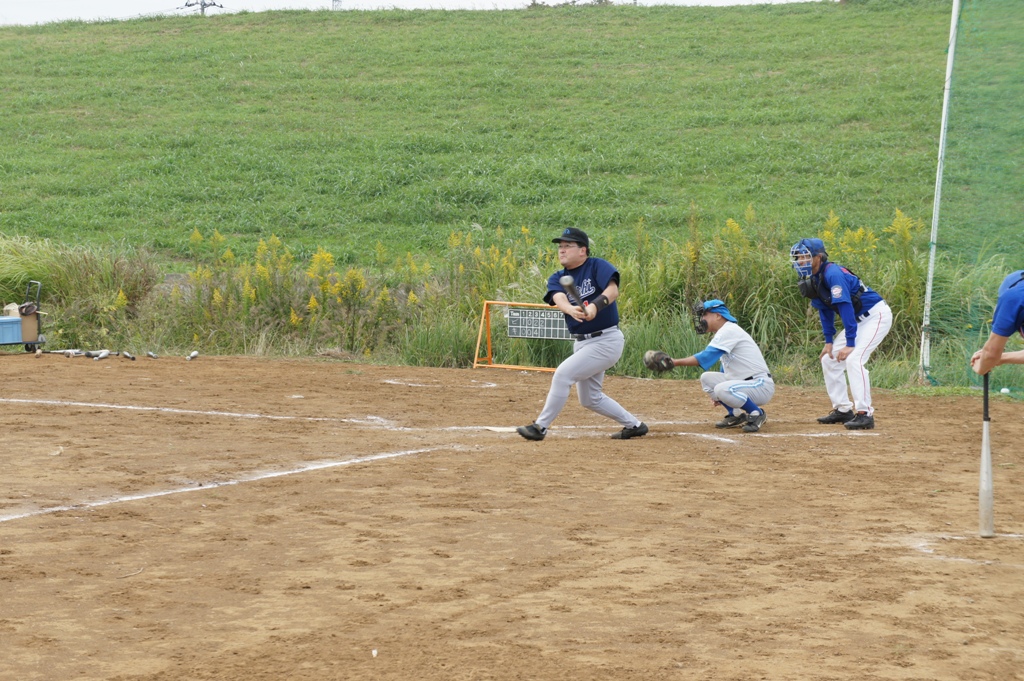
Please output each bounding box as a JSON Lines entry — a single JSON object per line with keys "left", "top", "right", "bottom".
{"left": 517, "top": 228, "right": 648, "bottom": 441}
{"left": 971, "top": 269, "right": 1024, "bottom": 375}
{"left": 791, "top": 238, "right": 893, "bottom": 430}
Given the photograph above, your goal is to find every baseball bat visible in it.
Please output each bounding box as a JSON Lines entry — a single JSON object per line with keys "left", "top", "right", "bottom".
{"left": 122, "top": 352, "right": 136, "bottom": 361}
{"left": 186, "top": 351, "right": 199, "bottom": 361}
{"left": 980, "top": 372, "right": 994, "bottom": 538}
{"left": 93, "top": 349, "right": 110, "bottom": 361}
{"left": 558, "top": 275, "right": 586, "bottom": 307}
{"left": 146, "top": 351, "right": 159, "bottom": 359}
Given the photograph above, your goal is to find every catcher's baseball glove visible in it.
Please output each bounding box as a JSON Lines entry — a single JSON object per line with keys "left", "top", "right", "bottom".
{"left": 643, "top": 350, "right": 675, "bottom": 373}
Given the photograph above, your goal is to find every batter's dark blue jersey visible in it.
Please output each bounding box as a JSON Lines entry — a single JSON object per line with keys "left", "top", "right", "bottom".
{"left": 992, "top": 270, "right": 1024, "bottom": 339}
{"left": 545, "top": 257, "right": 620, "bottom": 335}
{"left": 810, "top": 261, "right": 883, "bottom": 346}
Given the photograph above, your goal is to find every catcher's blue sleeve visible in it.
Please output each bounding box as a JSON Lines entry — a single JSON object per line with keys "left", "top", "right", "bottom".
{"left": 694, "top": 346, "right": 726, "bottom": 370}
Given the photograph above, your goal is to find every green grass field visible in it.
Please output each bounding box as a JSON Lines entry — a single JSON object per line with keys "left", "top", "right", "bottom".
{"left": 939, "top": 0, "right": 1024, "bottom": 264}
{"left": 1, "top": 1, "right": 953, "bottom": 264}
{"left": 2, "top": 0, "right": 1020, "bottom": 391}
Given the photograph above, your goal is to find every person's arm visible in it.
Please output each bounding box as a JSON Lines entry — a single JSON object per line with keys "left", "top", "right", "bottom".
{"left": 832, "top": 301, "right": 859, "bottom": 361}
{"left": 970, "top": 332, "right": 1024, "bottom": 375}
{"left": 551, "top": 291, "right": 587, "bottom": 322}
{"left": 673, "top": 346, "right": 725, "bottom": 370}
{"left": 583, "top": 280, "right": 619, "bottom": 321}
{"left": 816, "top": 306, "right": 836, "bottom": 359}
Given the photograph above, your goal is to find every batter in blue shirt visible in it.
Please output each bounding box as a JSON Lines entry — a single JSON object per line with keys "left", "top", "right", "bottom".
{"left": 516, "top": 228, "right": 648, "bottom": 442}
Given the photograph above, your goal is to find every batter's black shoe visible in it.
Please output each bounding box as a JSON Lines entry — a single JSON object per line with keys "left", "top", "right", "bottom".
{"left": 715, "top": 413, "right": 747, "bottom": 429}
{"left": 742, "top": 411, "right": 767, "bottom": 433}
{"left": 611, "top": 422, "right": 649, "bottom": 439}
{"left": 516, "top": 423, "right": 546, "bottom": 441}
{"left": 817, "top": 408, "right": 855, "bottom": 425}
{"left": 844, "top": 412, "right": 875, "bottom": 430}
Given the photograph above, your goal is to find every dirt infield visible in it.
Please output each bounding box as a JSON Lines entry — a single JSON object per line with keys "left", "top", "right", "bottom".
{"left": 1, "top": 354, "right": 1022, "bottom": 681}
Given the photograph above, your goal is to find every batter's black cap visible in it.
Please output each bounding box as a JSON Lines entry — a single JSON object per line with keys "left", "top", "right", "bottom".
{"left": 552, "top": 227, "right": 589, "bottom": 249}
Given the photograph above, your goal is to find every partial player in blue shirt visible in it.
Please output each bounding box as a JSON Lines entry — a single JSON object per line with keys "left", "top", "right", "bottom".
{"left": 971, "top": 270, "right": 1024, "bottom": 376}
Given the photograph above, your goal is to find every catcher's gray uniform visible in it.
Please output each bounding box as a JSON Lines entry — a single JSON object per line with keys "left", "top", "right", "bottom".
{"left": 698, "top": 322, "right": 775, "bottom": 409}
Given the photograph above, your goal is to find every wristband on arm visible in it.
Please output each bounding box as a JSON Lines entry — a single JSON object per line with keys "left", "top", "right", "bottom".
{"left": 592, "top": 294, "right": 610, "bottom": 312}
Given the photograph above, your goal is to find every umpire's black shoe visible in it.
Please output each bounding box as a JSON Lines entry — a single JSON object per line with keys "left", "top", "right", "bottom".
{"left": 817, "top": 408, "right": 855, "bottom": 424}
{"left": 844, "top": 412, "right": 875, "bottom": 430}
{"left": 611, "top": 422, "right": 649, "bottom": 440}
{"left": 516, "top": 423, "right": 546, "bottom": 441}
{"left": 742, "top": 411, "right": 768, "bottom": 433}
{"left": 715, "top": 413, "right": 747, "bottom": 429}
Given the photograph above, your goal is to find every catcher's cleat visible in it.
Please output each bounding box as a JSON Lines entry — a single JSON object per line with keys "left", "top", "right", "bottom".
{"left": 844, "top": 412, "right": 875, "bottom": 430}
{"left": 516, "top": 423, "right": 547, "bottom": 441}
{"left": 611, "top": 422, "right": 649, "bottom": 440}
{"left": 742, "top": 411, "right": 768, "bottom": 433}
{"left": 715, "top": 413, "right": 747, "bottom": 429}
{"left": 817, "top": 408, "right": 855, "bottom": 424}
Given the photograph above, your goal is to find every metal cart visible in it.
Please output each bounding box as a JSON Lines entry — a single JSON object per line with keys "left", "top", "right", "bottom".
{"left": 0, "top": 281, "right": 46, "bottom": 352}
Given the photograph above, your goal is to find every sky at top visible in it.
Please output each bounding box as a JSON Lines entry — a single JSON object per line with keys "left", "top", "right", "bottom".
{"left": 1, "top": 0, "right": 833, "bottom": 26}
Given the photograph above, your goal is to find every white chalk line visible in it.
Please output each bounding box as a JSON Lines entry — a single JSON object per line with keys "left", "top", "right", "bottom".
{"left": 749, "top": 432, "right": 879, "bottom": 438}
{"left": 906, "top": 534, "right": 1024, "bottom": 569}
{"left": 2, "top": 398, "right": 880, "bottom": 443}
{"left": 0, "top": 398, "right": 393, "bottom": 426}
{"left": 0, "top": 399, "right": 880, "bottom": 443}
{"left": 443, "top": 424, "right": 874, "bottom": 442}
{"left": 382, "top": 379, "right": 498, "bottom": 388}
{"left": 0, "top": 447, "right": 439, "bottom": 524}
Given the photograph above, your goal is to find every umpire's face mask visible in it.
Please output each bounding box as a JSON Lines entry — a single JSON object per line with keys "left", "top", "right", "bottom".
{"left": 694, "top": 312, "right": 710, "bottom": 335}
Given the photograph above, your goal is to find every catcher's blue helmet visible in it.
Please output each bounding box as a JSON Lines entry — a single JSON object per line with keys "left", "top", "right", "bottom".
{"left": 701, "top": 299, "right": 737, "bottom": 323}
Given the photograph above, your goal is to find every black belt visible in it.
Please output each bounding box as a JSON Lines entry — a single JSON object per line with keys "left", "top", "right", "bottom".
{"left": 744, "top": 374, "right": 772, "bottom": 381}
{"left": 856, "top": 301, "right": 882, "bottom": 322}
{"left": 572, "top": 328, "right": 613, "bottom": 341}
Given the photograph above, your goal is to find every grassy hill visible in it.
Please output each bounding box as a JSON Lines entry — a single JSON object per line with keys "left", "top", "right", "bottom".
{"left": 1, "top": 0, "right": 953, "bottom": 264}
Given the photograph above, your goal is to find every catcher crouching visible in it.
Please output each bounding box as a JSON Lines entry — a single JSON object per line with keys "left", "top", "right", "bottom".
{"left": 644, "top": 299, "right": 775, "bottom": 433}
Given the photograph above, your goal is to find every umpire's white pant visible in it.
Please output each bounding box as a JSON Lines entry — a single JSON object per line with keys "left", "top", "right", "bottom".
{"left": 821, "top": 301, "right": 893, "bottom": 416}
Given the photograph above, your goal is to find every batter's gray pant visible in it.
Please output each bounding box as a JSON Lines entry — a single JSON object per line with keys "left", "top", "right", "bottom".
{"left": 536, "top": 328, "right": 641, "bottom": 430}
{"left": 700, "top": 372, "right": 775, "bottom": 410}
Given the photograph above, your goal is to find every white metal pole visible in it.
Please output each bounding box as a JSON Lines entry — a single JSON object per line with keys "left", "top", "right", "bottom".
{"left": 920, "top": 0, "right": 962, "bottom": 379}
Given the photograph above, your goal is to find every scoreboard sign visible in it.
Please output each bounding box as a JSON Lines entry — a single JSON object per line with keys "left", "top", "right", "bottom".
{"left": 506, "top": 308, "right": 571, "bottom": 340}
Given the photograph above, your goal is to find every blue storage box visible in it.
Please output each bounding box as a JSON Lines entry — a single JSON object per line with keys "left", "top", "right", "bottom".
{"left": 0, "top": 316, "right": 22, "bottom": 344}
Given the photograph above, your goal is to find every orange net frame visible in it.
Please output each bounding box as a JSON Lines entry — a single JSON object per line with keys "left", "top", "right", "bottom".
{"left": 473, "top": 300, "right": 572, "bottom": 373}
